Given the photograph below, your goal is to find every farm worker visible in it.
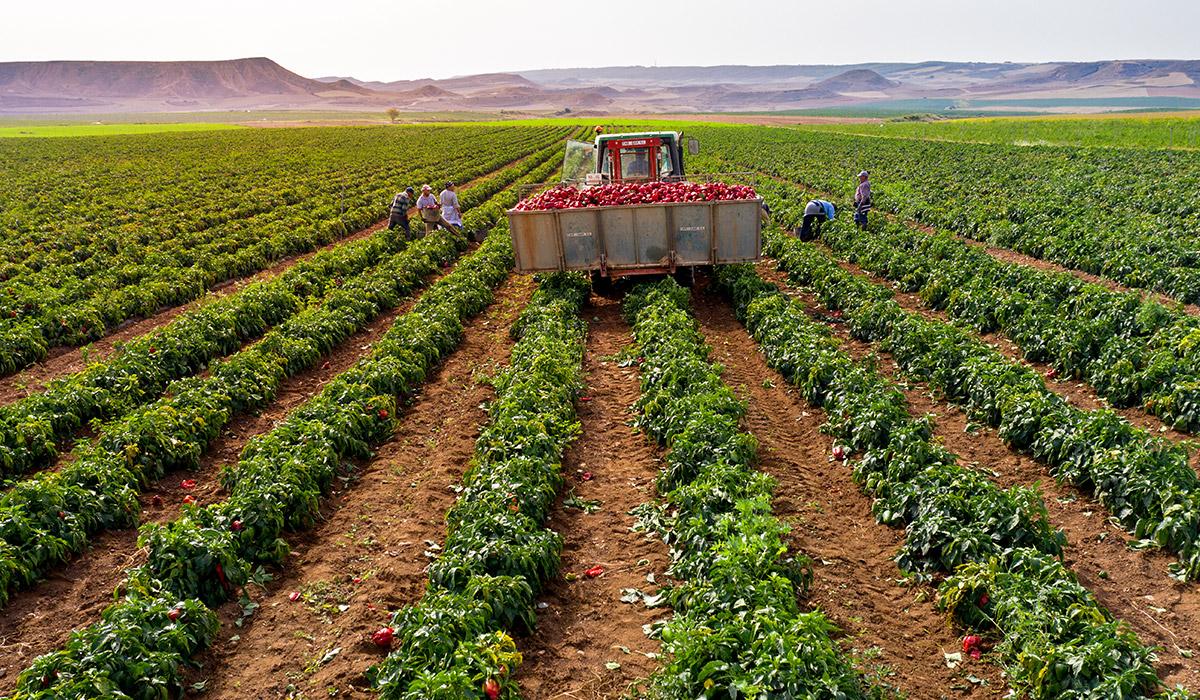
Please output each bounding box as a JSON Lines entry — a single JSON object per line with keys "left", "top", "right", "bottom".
{"left": 853, "top": 170, "right": 872, "bottom": 229}
{"left": 799, "top": 199, "right": 836, "bottom": 241}
{"left": 388, "top": 186, "right": 414, "bottom": 238}
{"left": 417, "top": 184, "right": 449, "bottom": 235}
{"left": 439, "top": 182, "right": 463, "bottom": 230}
{"left": 626, "top": 151, "right": 650, "bottom": 179}
{"left": 760, "top": 200, "right": 773, "bottom": 226}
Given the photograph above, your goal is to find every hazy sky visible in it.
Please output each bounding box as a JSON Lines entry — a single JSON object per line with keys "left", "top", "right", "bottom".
{"left": 4, "top": 0, "right": 1198, "bottom": 81}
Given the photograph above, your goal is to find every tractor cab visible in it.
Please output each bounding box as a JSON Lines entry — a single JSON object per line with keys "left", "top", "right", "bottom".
{"left": 561, "top": 131, "right": 694, "bottom": 186}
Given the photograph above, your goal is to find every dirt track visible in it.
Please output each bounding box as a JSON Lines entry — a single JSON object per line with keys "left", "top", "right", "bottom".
{"left": 4, "top": 267, "right": 1198, "bottom": 697}
{"left": 513, "top": 294, "right": 671, "bottom": 700}
{"left": 690, "top": 280, "right": 1005, "bottom": 699}
{"left": 754, "top": 263, "right": 1200, "bottom": 691}
{"left": 179, "top": 272, "right": 533, "bottom": 698}
{"left": 0, "top": 250, "right": 468, "bottom": 694}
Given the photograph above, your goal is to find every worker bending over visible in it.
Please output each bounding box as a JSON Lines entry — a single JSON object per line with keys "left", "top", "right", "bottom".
{"left": 799, "top": 199, "right": 835, "bottom": 241}
{"left": 853, "top": 170, "right": 872, "bottom": 229}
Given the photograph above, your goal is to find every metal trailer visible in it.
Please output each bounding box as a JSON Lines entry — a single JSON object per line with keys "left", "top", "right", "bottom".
{"left": 507, "top": 197, "right": 763, "bottom": 277}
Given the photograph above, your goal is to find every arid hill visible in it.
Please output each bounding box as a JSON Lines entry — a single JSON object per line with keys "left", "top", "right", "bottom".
{"left": 4, "top": 58, "right": 1200, "bottom": 115}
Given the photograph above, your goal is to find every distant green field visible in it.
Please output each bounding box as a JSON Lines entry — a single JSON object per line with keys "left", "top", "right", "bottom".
{"left": 0, "top": 122, "right": 243, "bottom": 138}
{"left": 745, "top": 96, "right": 1200, "bottom": 119}
{"left": 794, "top": 112, "right": 1200, "bottom": 149}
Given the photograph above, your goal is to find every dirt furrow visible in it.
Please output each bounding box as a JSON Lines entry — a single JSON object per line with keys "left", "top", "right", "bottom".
{"left": 0, "top": 256, "right": 469, "bottom": 692}
{"left": 769, "top": 174, "right": 1200, "bottom": 315}
{"left": 755, "top": 264, "right": 1200, "bottom": 690}
{"left": 689, "top": 281, "right": 1003, "bottom": 700}
{"left": 179, "top": 273, "right": 533, "bottom": 699}
{"left": 514, "top": 295, "right": 671, "bottom": 700}
{"left": 821, "top": 249, "right": 1197, "bottom": 451}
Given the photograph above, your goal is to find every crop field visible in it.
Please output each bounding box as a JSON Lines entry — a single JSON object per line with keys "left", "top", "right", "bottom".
{"left": 796, "top": 113, "right": 1200, "bottom": 149}
{"left": 2, "top": 117, "right": 1200, "bottom": 700}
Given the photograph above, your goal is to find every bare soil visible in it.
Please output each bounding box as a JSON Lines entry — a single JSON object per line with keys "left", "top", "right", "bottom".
{"left": 756, "top": 263, "right": 1200, "bottom": 690}
{"left": 0, "top": 218, "right": 394, "bottom": 406}
{"left": 179, "top": 273, "right": 534, "bottom": 699}
{"left": 0, "top": 255, "right": 464, "bottom": 694}
{"left": 689, "top": 278, "right": 1005, "bottom": 699}
{"left": 820, "top": 253, "right": 1199, "bottom": 466}
{"left": 513, "top": 294, "right": 671, "bottom": 700}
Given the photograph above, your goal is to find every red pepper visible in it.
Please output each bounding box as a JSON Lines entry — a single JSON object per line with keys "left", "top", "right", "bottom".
{"left": 181, "top": 495, "right": 197, "bottom": 505}
{"left": 514, "top": 182, "right": 757, "bottom": 212}
{"left": 483, "top": 678, "right": 501, "bottom": 700}
{"left": 584, "top": 565, "right": 605, "bottom": 578}
{"left": 180, "top": 479, "right": 197, "bottom": 489}
{"left": 371, "top": 627, "right": 394, "bottom": 648}
{"left": 962, "top": 634, "right": 983, "bottom": 660}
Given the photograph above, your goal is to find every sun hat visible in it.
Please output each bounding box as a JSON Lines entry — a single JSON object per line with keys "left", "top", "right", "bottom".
{"left": 405, "top": 186, "right": 414, "bottom": 193}
{"left": 858, "top": 170, "right": 869, "bottom": 178}
{"left": 422, "top": 184, "right": 432, "bottom": 192}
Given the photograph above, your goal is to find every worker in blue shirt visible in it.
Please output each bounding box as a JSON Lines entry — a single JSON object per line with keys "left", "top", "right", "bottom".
{"left": 799, "top": 199, "right": 835, "bottom": 241}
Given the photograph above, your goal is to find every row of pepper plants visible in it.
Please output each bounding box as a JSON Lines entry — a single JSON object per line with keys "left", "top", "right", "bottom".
{"left": 3, "top": 212, "right": 523, "bottom": 699}
{"left": 0, "top": 125, "right": 571, "bottom": 372}
{"left": 714, "top": 262, "right": 1190, "bottom": 699}
{"left": 759, "top": 177, "right": 1200, "bottom": 433}
{"left": 368, "top": 272, "right": 590, "bottom": 698}
{"left": 0, "top": 125, "right": 554, "bottom": 308}
{"left": 691, "top": 125, "right": 1200, "bottom": 304}
{"left": 0, "top": 154, "right": 562, "bottom": 608}
{"left": 0, "top": 136, "right": 566, "bottom": 481}
{"left": 760, "top": 222, "right": 1200, "bottom": 582}
{"left": 622, "top": 278, "right": 885, "bottom": 699}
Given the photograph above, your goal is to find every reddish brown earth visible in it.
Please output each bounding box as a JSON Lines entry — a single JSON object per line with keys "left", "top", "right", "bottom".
{"left": 0, "top": 253, "right": 466, "bottom": 693}
{"left": 690, "top": 279, "right": 1006, "bottom": 699}
{"left": 514, "top": 294, "right": 671, "bottom": 700}
{"left": 179, "top": 273, "right": 534, "bottom": 699}
{"left": 821, "top": 251, "right": 1199, "bottom": 454}
{"left": 0, "top": 218, "right": 392, "bottom": 407}
{"left": 755, "top": 262, "right": 1200, "bottom": 690}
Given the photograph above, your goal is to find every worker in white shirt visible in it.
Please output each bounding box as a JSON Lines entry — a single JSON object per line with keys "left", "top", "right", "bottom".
{"left": 439, "top": 182, "right": 463, "bottom": 231}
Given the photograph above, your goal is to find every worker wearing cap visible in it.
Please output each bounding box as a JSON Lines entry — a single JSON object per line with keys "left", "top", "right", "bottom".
{"left": 439, "top": 182, "right": 463, "bottom": 230}
{"left": 799, "top": 199, "right": 836, "bottom": 241}
{"left": 853, "top": 171, "right": 872, "bottom": 229}
{"left": 388, "top": 186, "right": 414, "bottom": 238}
